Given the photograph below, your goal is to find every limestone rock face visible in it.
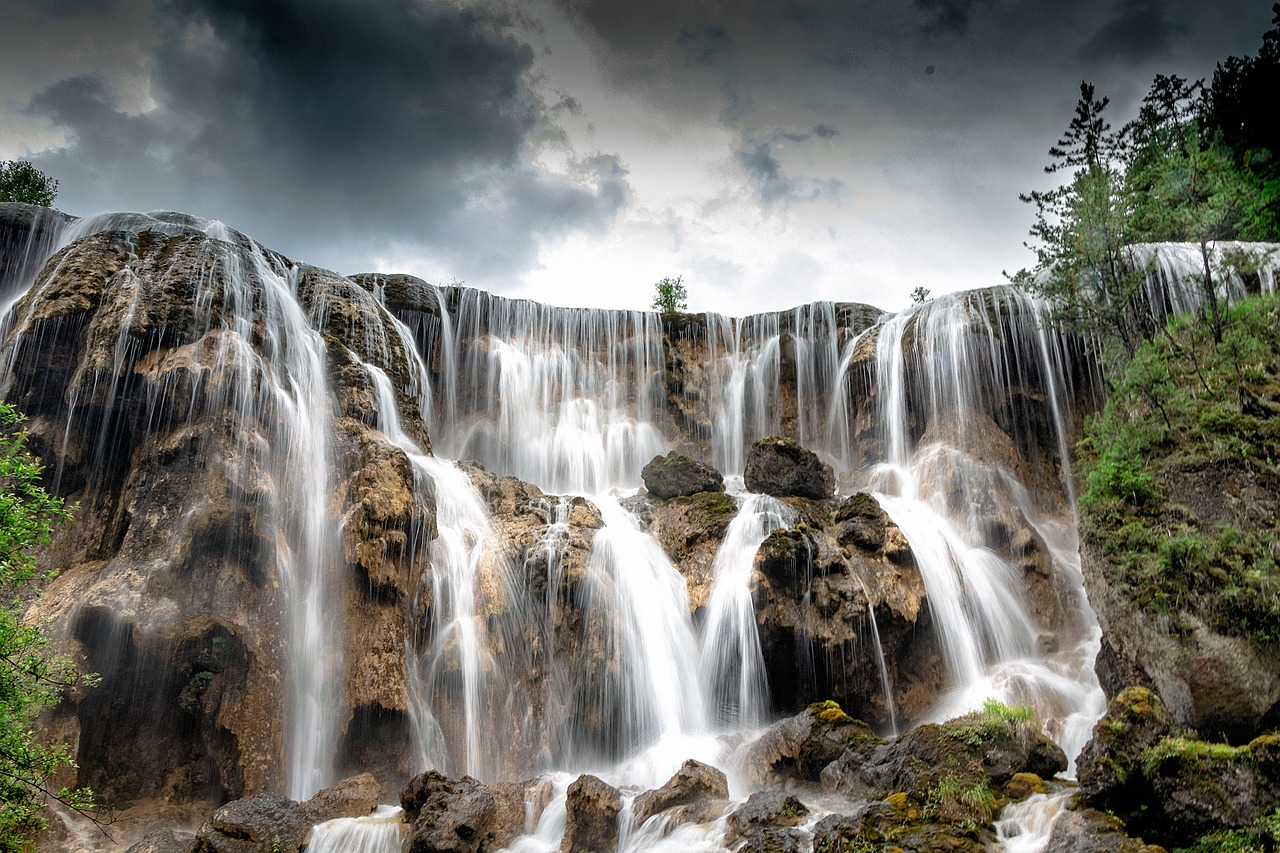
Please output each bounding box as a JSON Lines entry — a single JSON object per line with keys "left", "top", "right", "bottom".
{"left": 1077, "top": 687, "right": 1174, "bottom": 810}
{"left": 752, "top": 495, "right": 939, "bottom": 727}
{"left": 641, "top": 451, "right": 724, "bottom": 499}
{"left": 744, "top": 436, "right": 834, "bottom": 499}
{"left": 3, "top": 217, "right": 436, "bottom": 804}
{"left": 561, "top": 774, "right": 621, "bottom": 853}
{"left": 1078, "top": 686, "right": 1280, "bottom": 845}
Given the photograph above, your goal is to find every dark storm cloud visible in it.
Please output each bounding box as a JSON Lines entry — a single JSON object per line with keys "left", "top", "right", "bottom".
{"left": 1079, "top": 0, "right": 1189, "bottom": 65}
{"left": 678, "top": 24, "right": 735, "bottom": 65}
{"left": 22, "top": 0, "right": 628, "bottom": 278}
{"left": 913, "top": 0, "right": 985, "bottom": 36}
{"left": 738, "top": 133, "right": 846, "bottom": 208}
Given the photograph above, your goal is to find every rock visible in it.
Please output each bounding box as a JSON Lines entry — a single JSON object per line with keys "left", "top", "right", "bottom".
{"left": 822, "top": 702, "right": 1065, "bottom": 803}
{"left": 640, "top": 452, "right": 724, "bottom": 499}
{"left": 193, "top": 795, "right": 312, "bottom": 853}
{"left": 561, "top": 774, "right": 620, "bottom": 853}
{"left": 744, "top": 436, "right": 835, "bottom": 499}
{"left": 303, "top": 772, "right": 380, "bottom": 823}
{"left": 1077, "top": 686, "right": 1173, "bottom": 811}
{"left": 631, "top": 759, "right": 729, "bottom": 827}
{"left": 1044, "top": 807, "right": 1165, "bottom": 853}
{"left": 647, "top": 490, "right": 741, "bottom": 610}
{"left": 832, "top": 492, "right": 887, "bottom": 551}
{"left": 734, "top": 828, "right": 807, "bottom": 853}
{"left": 740, "top": 700, "right": 882, "bottom": 785}
{"left": 1142, "top": 732, "right": 1280, "bottom": 840}
{"left": 1082, "top": 525, "right": 1280, "bottom": 743}
{"left": 125, "top": 829, "right": 197, "bottom": 853}
{"left": 724, "top": 792, "right": 810, "bottom": 846}
{"left": 399, "top": 770, "right": 527, "bottom": 853}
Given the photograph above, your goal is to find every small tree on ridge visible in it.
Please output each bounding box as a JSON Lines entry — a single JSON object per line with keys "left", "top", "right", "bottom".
{"left": 651, "top": 275, "right": 688, "bottom": 313}
{"left": 0, "top": 162, "right": 58, "bottom": 207}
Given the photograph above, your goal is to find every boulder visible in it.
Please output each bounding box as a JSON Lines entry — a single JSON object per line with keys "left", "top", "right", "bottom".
{"left": 303, "top": 772, "right": 381, "bottom": 823}
{"left": 193, "top": 795, "right": 312, "bottom": 853}
{"left": 125, "top": 829, "right": 197, "bottom": 853}
{"left": 724, "top": 792, "right": 810, "bottom": 847}
{"left": 561, "top": 774, "right": 620, "bottom": 853}
{"left": 641, "top": 452, "right": 724, "bottom": 499}
{"left": 744, "top": 437, "right": 835, "bottom": 499}
{"left": 192, "top": 774, "right": 383, "bottom": 853}
{"left": 1044, "top": 807, "right": 1165, "bottom": 853}
{"left": 631, "top": 759, "right": 729, "bottom": 827}
{"left": 822, "top": 701, "right": 1066, "bottom": 802}
{"left": 740, "top": 700, "right": 882, "bottom": 785}
{"left": 1076, "top": 686, "right": 1173, "bottom": 810}
{"left": 400, "top": 770, "right": 527, "bottom": 853}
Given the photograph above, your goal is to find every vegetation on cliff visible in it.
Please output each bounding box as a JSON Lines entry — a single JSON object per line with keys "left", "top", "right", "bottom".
{"left": 1077, "top": 292, "right": 1280, "bottom": 646}
{"left": 0, "top": 404, "right": 94, "bottom": 850}
{"left": 0, "top": 162, "right": 58, "bottom": 208}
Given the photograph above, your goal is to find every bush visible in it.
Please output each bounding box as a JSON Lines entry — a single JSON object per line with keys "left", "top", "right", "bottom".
{"left": 0, "top": 403, "right": 94, "bottom": 850}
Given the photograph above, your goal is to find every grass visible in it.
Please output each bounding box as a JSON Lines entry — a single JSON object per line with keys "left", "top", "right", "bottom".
{"left": 950, "top": 698, "right": 1037, "bottom": 748}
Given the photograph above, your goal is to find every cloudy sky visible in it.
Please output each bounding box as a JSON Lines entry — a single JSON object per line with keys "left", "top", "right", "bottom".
{"left": 0, "top": 0, "right": 1272, "bottom": 314}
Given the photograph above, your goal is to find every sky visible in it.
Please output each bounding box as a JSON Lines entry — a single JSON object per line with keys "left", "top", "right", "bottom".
{"left": 0, "top": 0, "right": 1273, "bottom": 315}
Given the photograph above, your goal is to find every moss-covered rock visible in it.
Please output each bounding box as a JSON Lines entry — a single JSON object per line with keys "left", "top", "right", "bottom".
{"left": 640, "top": 451, "right": 725, "bottom": 499}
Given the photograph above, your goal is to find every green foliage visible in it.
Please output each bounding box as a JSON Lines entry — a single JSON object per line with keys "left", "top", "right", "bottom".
{"left": 909, "top": 286, "right": 931, "bottom": 305}
{"left": 0, "top": 403, "right": 93, "bottom": 850}
{"left": 0, "top": 162, "right": 58, "bottom": 208}
{"left": 1013, "top": 19, "right": 1280, "bottom": 369}
{"left": 929, "top": 775, "right": 996, "bottom": 827}
{"left": 1011, "top": 82, "right": 1155, "bottom": 365}
{"left": 650, "top": 275, "right": 688, "bottom": 314}
{"left": 1078, "top": 292, "right": 1280, "bottom": 646}
{"left": 950, "top": 698, "right": 1036, "bottom": 748}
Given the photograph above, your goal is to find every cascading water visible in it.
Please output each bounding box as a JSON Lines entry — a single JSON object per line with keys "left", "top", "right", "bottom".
{"left": 856, "top": 289, "right": 1102, "bottom": 726}
{"left": 202, "top": 225, "right": 345, "bottom": 801}
{"left": 700, "top": 493, "right": 794, "bottom": 728}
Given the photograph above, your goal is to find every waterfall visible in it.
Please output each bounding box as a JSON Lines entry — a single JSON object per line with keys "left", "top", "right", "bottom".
{"left": 14, "top": 208, "right": 1274, "bottom": 850}
{"left": 700, "top": 493, "right": 794, "bottom": 728}
{"left": 309, "top": 805, "right": 404, "bottom": 853}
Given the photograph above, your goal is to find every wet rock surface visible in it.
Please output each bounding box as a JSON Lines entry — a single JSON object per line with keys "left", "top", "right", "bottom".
{"left": 561, "top": 774, "right": 621, "bottom": 853}
{"left": 191, "top": 774, "right": 381, "bottom": 853}
{"left": 1076, "top": 685, "right": 1280, "bottom": 847}
{"left": 724, "top": 792, "right": 810, "bottom": 848}
{"left": 400, "top": 771, "right": 528, "bottom": 853}
{"left": 1043, "top": 807, "right": 1166, "bottom": 853}
{"left": 741, "top": 700, "right": 881, "bottom": 785}
{"left": 744, "top": 436, "right": 835, "bottom": 499}
{"left": 631, "top": 759, "right": 729, "bottom": 827}
{"left": 641, "top": 451, "right": 724, "bottom": 499}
